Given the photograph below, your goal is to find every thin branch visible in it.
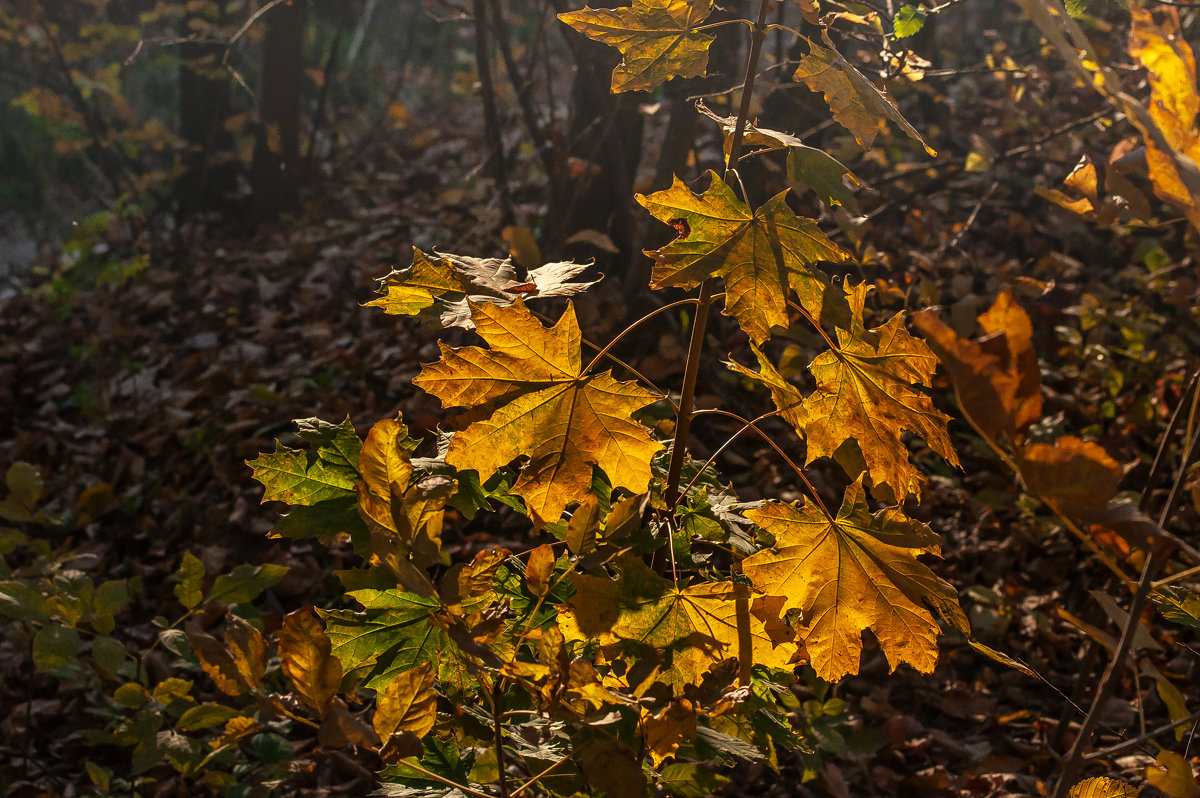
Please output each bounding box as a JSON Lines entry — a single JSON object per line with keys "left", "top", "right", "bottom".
{"left": 583, "top": 298, "right": 700, "bottom": 374}
{"left": 691, "top": 408, "right": 833, "bottom": 520}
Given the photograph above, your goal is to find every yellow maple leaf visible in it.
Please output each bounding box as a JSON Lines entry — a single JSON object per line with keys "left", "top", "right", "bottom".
{"left": 742, "top": 478, "right": 966, "bottom": 682}
{"left": 559, "top": 557, "right": 797, "bottom": 693}
{"left": 414, "top": 300, "right": 662, "bottom": 526}
{"left": 793, "top": 31, "right": 935, "bottom": 156}
{"left": 731, "top": 282, "right": 956, "bottom": 500}
{"left": 1129, "top": 6, "right": 1200, "bottom": 231}
{"left": 638, "top": 171, "right": 848, "bottom": 344}
{"left": 558, "top": 0, "right": 714, "bottom": 93}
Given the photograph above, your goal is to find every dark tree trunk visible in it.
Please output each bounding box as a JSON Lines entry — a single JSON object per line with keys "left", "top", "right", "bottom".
{"left": 177, "top": 1, "right": 236, "bottom": 216}
{"left": 555, "top": 17, "right": 644, "bottom": 292}
{"left": 250, "top": 0, "right": 305, "bottom": 224}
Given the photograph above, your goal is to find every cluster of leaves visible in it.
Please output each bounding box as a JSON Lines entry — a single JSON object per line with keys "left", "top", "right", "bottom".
{"left": 228, "top": 1, "right": 994, "bottom": 794}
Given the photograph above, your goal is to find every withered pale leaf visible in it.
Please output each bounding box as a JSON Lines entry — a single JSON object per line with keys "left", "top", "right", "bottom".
{"left": 367, "top": 248, "right": 595, "bottom": 329}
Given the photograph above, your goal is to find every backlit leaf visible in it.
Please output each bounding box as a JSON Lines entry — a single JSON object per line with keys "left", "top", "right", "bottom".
{"left": 735, "top": 282, "right": 956, "bottom": 500}
{"left": 560, "top": 557, "right": 797, "bottom": 693}
{"left": 174, "top": 551, "right": 205, "bottom": 610}
{"left": 743, "top": 478, "right": 966, "bottom": 681}
{"left": 280, "top": 607, "right": 343, "bottom": 717}
{"left": 185, "top": 621, "right": 251, "bottom": 696}
{"left": 321, "top": 589, "right": 473, "bottom": 694}
{"left": 893, "top": 6, "right": 926, "bottom": 38}
{"left": 642, "top": 700, "right": 697, "bottom": 766}
{"left": 414, "top": 300, "right": 662, "bottom": 526}
{"left": 374, "top": 662, "right": 437, "bottom": 741}
{"left": 638, "top": 171, "right": 848, "bottom": 344}
{"left": 1129, "top": 6, "right": 1200, "bottom": 232}
{"left": 223, "top": 615, "right": 267, "bottom": 690}
{"left": 793, "top": 31, "right": 935, "bottom": 155}
{"left": 694, "top": 103, "right": 861, "bottom": 211}
{"left": 1145, "top": 751, "right": 1200, "bottom": 798}
{"left": 1070, "top": 777, "right": 1140, "bottom": 797}
{"left": 248, "top": 442, "right": 358, "bottom": 505}
{"left": 525, "top": 544, "right": 556, "bottom": 598}
{"left": 559, "top": 0, "right": 713, "bottom": 93}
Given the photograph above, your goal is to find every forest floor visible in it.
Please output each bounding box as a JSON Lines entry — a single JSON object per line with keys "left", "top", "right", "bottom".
{"left": 2, "top": 9, "right": 1200, "bottom": 797}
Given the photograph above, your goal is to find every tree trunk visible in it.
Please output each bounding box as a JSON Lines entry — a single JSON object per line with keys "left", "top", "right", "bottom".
{"left": 250, "top": 0, "right": 305, "bottom": 224}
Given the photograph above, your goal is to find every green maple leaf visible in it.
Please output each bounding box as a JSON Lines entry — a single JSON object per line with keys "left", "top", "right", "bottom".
{"left": 560, "top": 557, "right": 797, "bottom": 694}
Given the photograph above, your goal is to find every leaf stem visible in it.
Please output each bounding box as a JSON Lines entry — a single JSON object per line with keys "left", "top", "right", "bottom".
{"left": 692, "top": 18, "right": 755, "bottom": 33}
{"left": 664, "top": 0, "right": 774, "bottom": 508}
{"left": 583, "top": 298, "right": 700, "bottom": 375}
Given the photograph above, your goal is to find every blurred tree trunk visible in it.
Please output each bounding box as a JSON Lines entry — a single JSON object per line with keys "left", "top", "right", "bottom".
{"left": 553, "top": 3, "right": 644, "bottom": 294}
{"left": 251, "top": 0, "right": 305, "bottom": 224}
{"left": 178, "top": 1, "right": 236, "bottom": 216}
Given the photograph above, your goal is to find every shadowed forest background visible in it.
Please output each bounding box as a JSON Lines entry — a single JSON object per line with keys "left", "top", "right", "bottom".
{"left": 2, "top": 0, "right": 1200, "bottom": 796}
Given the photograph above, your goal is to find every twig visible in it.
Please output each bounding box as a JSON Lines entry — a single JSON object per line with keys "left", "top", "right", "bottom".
{"left": 1084, "top": 708, "right": 1200, "bottom": 761}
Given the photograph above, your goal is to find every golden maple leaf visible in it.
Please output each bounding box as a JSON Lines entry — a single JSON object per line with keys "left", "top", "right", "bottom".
{"left": 731, "top": 282, "right": 957, "bottom": 500}
{"left": 793, "top": 31, "right": 935, "bottom": 156}
{"left": 638, "top": 171, "right": 848, "bottom": 344}
{"left": 559, "top": 557, "right": 797, "bottom": 694}
{"left": 414, "top": 300, "right": 662, "bottom": 527}
{"left": 743, "top": 478, "right": 966, "bottom": 682}
{"left": 558, "top": 0, "right": 714, "bottom": 93}
{"left": 1129, "top": 5, "right": 1200, "bottom": 232}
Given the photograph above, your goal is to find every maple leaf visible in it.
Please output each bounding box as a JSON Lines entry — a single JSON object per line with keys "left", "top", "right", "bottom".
{"left": 793, "top": 31, "right": 935, "bottom": 156}
{"left": 367, "top": 248, "right": 596, "bottom": 329}
{"left": 559, "top": 0, "right": 714, "bottom": 93}
{"left": 414, "top": 299, "right": 662, "bottom": 526}
{"left": 320, "top": 589, "right": 473, "bottom": 695}
{"left": 638, "top": 171, "right": 848, "bottom": 344}
{"left": 248, "top": 440, "right": 358, "bottom": 505}
{"left": 696, "top": 103, "right": 861, "bottom": 212}
{"left": 733, "top": 282, "right": 957, "bottom": 500}
{"left": 1129, "top": 6, "right": 1200, "bottom": 232}
{"left": 742, "top": 478, "right": 966, "bottom": 682}
{"left": 913, "top": 289, "right": 1042, "bottom": 447}
{"left": 559, "top": 557, "right": 797, "bottom": 693}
